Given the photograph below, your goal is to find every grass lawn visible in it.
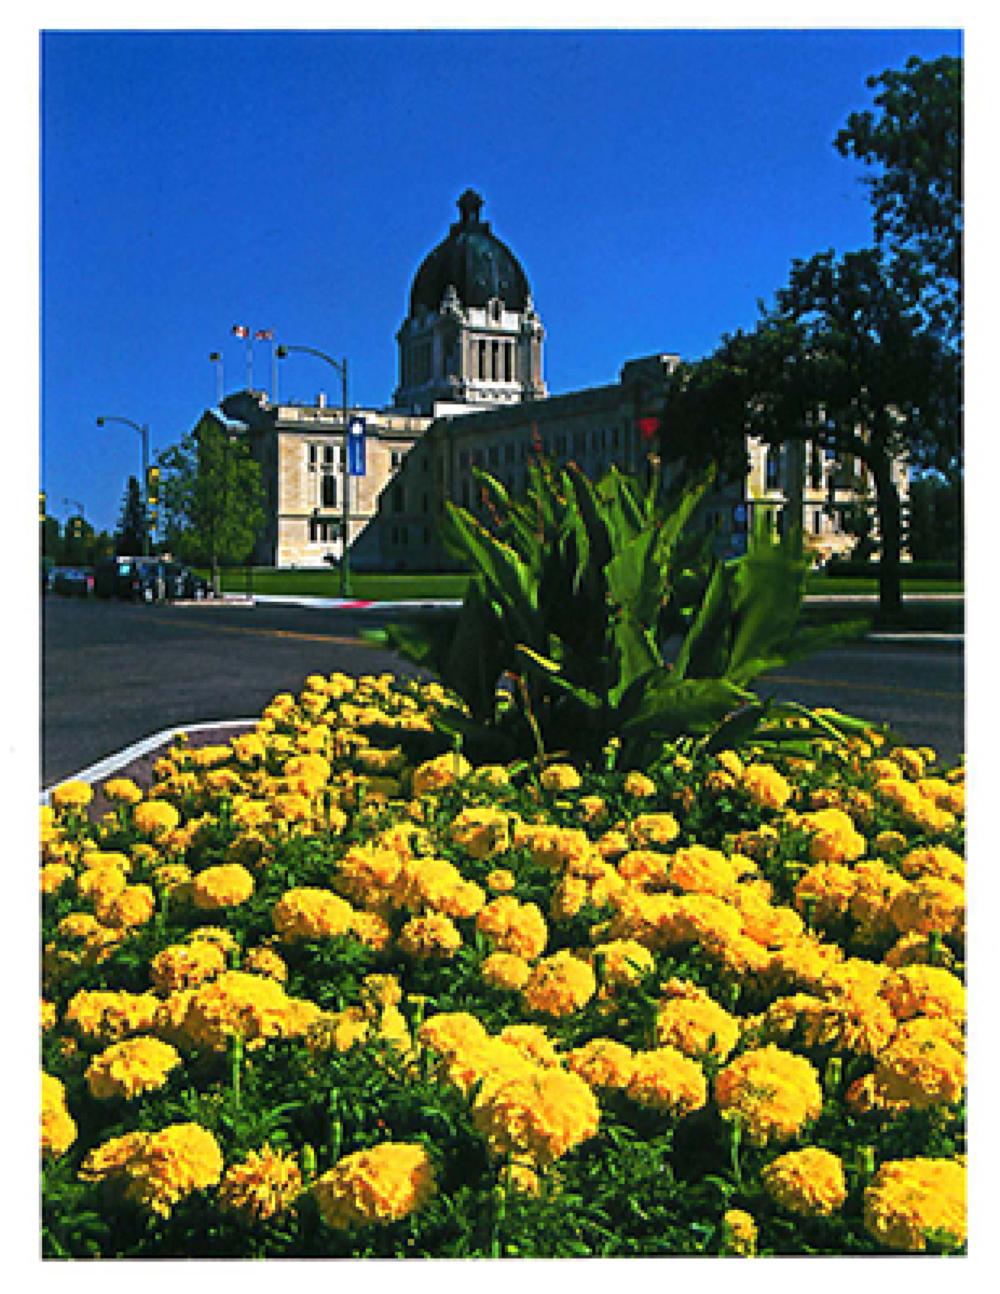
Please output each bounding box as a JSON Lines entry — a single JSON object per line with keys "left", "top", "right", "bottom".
{"left": 217, "top": 568, "right": 472, "bottom": 601}
{"left": 215, "top": 567, "right": 962, "bottom": 603}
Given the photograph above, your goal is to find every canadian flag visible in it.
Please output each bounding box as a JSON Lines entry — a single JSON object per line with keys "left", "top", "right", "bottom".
{"left": 255, "top": 328, "right": 274, "bottom": 341}
{"left": 232, "top": 324, "right": 249, "bottom": 338}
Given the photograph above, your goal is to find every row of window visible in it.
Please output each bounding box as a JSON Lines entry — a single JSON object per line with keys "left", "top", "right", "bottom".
{"left": 472, "top": 337, "right": 516, "bottom": 383}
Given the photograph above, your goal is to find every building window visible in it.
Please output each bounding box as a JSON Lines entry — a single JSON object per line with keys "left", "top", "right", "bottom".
{"left": 323, "top": 445, "right": 334, "bottom": 466}
{"left": 810, "top": 444, "right": 823, "bottom": 489}
{"left": 307, "top": 444, "right": 318, "bottom": 471}
{"left": 503, "top": 343, "right": 512, "bottom": 382}
{"left": 504, "top": 443, "right": 515, "bottom": 465}
{"left": 421, "top": 492, "right": 429, "bottom": 514}
{"left": 488, "top": 445, "right": 499, "bottom": 467}
{"left": 491, "top": 339, "right": 500, "bottom": 380}
{"left": 765, "top": 447, "right": 781, "bottom": 490}
{"left": 392, "top": 484, "right": 404, "bottom": 513}
{"left": 813, "top": 507, "right": 823, "bottom": 535}
{"left": 391, "top": 450, "right": 403, "bottom": 471}
{"left": 478, "top": 339, "right": 487, "bottom": 380}
{"left": 321, "top": 474, "right": 337, "bottom": 508}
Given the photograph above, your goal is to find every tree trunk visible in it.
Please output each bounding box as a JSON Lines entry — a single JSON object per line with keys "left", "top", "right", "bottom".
{"left": 869, "top": 448, "right": 903, "bottom": 623}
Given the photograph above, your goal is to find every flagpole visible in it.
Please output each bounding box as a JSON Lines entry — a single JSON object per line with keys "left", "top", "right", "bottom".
{"left": 271, "top": 341, "right": 278, "bottom": 405}
{"left": 246, "top": 335, "right": 254, "bottom": 391}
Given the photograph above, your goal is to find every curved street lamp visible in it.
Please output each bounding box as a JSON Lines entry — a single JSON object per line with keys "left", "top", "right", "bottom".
{"left": 275, "top": 344, "right": 352, "bottom": 596}
{"left": 97, "top": 415, "right": 151, "bottom": 555}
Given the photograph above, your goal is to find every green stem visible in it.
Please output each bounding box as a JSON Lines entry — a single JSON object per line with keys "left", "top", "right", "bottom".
{"left": 729, "top": 1120, "right": 743, "bottom": 1189}
{"left": 230, "top": 1032, "right": 244, "bottom": 1110}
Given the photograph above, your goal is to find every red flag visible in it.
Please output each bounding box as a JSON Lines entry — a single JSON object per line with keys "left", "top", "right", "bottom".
{"left": 637, "top": 415, "right": 660, "bottom": 441}
{"left": 232, "top": 324, "right": 249, "bottom": 338}
{"left": 255, "top": 328, "right": 274, "bottom": 341}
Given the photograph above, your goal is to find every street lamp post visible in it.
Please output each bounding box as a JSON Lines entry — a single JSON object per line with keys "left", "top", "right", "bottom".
{"left": 97, "top": 415, "right": 151, "bottom": 555}
{"left": 275, "top": 344, "right": 352, "bottom": 597}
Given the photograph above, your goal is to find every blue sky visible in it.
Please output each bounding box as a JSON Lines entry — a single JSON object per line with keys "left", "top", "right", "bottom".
{"left": 40, "top": 26, "right": 961, "bottom": 533}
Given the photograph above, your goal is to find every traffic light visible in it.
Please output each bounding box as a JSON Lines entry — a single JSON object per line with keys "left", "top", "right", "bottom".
{"left": 146, "top": 465, "right": 160, "bottom": 507}
{"left": 39, "top": 491, "right": 46, "bottom": 523}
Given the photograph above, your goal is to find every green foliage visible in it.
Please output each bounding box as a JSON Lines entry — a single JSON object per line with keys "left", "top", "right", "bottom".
{"left": 366, "top": 455, "right": 866, "bottom": 768}
{"left": 115, "top": 475, "right": 148, "bottom": 557}
{"left": 158, "top": 414, "right": 266, "bottom": 574}
{"left": 835, "top": 54, "right": 962, "bottom": 342}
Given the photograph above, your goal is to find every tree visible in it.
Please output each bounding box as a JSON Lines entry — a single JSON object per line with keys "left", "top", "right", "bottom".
{"left": 906, "top": 470, "right": 962, "bottom": 564}
{"left": 158, "top": 413, "right": 266, "bottom": 592}
{"left": 115, "top": 475, "right": 148, "bottom": 556}
{"left": 835, "top": 54, "right": 962, "bottom": 342}
{"left": 661, "top": 249, "right": 959, "bottom": 619}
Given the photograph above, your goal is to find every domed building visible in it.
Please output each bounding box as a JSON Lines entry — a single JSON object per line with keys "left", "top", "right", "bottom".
{"left": 393, "top": 189, "right": 546, "bottom": 415}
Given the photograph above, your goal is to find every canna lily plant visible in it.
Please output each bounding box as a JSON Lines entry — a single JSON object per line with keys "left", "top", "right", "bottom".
{"left": 364, "top": 453, "right": 872, "bottom": 769}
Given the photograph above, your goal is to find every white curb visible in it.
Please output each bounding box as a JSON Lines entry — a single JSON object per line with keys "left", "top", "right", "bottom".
{"left": 40, "top": 718, "right": 259, "bottom": 805}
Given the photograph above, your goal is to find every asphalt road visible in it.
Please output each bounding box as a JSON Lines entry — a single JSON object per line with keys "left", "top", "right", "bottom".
{"left": 40, "top": 595, "right": 964, "bottom": 787}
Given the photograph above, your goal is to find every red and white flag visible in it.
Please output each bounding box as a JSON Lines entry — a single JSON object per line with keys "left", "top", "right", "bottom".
{"left": 232, "top": 324, "right": 249, "bottom": 338}
{"left": 255, "top": 328, "right": 274, "bottom": 341}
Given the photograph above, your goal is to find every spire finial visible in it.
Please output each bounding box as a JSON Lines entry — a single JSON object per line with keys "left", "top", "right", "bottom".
{"left": 457, "top": 188, "right": 483, "bottom": 224}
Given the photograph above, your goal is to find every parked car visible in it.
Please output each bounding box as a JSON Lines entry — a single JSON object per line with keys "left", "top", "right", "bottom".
{"left": 94, "top": 557, "right": 136, "bottom": 599}
{"left": 163, "top": 562, "right": 213, "bottom": 600}
{"left": 51, "top": 566, "right": 94, "bottom": 596}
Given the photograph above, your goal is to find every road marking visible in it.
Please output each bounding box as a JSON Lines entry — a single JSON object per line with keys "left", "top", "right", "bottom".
{"left": 153, "top": 611, "right": 363, "bottom": 647}
{"left": 766, "top": 674, "right": 961, "bottom": 702}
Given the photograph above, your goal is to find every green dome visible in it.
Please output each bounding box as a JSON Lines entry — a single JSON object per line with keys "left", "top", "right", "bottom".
{"left": 409, "top": 190, "right": 531, "bottom": 315}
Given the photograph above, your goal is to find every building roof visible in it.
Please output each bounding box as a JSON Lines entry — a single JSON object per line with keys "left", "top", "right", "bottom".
{"left": 409, "top": 190, "right": 532, "bottom": 315}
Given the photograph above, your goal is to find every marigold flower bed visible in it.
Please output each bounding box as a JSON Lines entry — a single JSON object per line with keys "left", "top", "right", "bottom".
{"left": 40, "top": 671, "right": 966, "bottom": 1258}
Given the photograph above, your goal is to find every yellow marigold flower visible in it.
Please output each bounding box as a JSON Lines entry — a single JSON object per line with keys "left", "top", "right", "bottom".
{"left": 566, "top": 1037, "right": 635, "bottom": 1090}
{"left": 242, "top": 945, "right": 288, "bottom": 983}
{"left": 898, "top": 845, "right": 964, "bottom": 884}
{"left": 230, "top": 731, "right": 266, "bottom": 763}
{"left": 626, "top": 1046, "right": 707, "bottom": 1115}
{"left": 273, "top": 886, "right": 355, "bottom": 942}
{"left": 498, "top": 1023, "right": 561, "bottom": 1068}
{"left": 655, "top": 994, "right": 740, "bottom": 1060}
{"left": 864, "top": 1157, "right": 965, "bottom": 1252}
{"left": 152, "top": 862, "right": 194, "bottom": 895}
{"left": 96, "top": 883, "right": 156, "bottom": 929}
{"left": 716, "top": 750, "right": 744, "bottom": 779}
{"left": 623, "top": 807, "right": 677, "bottom": 848}
{"left": 539, "top": 762, "right": 582, "bottom": 792}
{"left": 472, "top": 763, "right": 510, "bottom": 787}
{"left": 450, "top": 806, "right": 514, "bottom": 859}
{"left": 762, "top": 1147, "right": 847, "bottom": 1217}
{"left": 126, "top": 1123, "right": 224, "bottom": 1218}
{"left": 398, "top": 911, "right": 463, "bottom": 959}
{"left": 190, "top": 863, "right": 255, "bottom": 911}
{"left": 742, "top": 763, "right": 792, "bottom": 811}
{"left": 485, "top": 868, "right": 516, "bottom": 894}
{"left": 102, "top": 777, "right": 143, "bottom": 805}
{"left": 411, "top": 752, "right": 472, "bottom": 796}
{"left": 578, "top": 794, "right": 608, "bottom": 826}
{"left": 150, "top": 940, "right": 227, "bottom": 994}
{"left": 85, "top": 1036, "right": 182, "bottom": 1100}
{"left": 793, "top": 862, "right": 857, "bottom": 924}
{"left": 476, "top": 896, "right": 548, "bottom": 960}
{"left": 41, "top": 999, "right": 57, "bottom": 1032}
{"left": 133, "top": 800, "right": 181, "bottom": 838}
{"left": 40, "top": 862, "right": 74, "bottom": 895}
{"left": 617, "top": 849, "right": 670, "bottom": 889}
{"left": 668, "top": 845, "right": 742, "bottom": 900}
{"left": 522, "top": 950, "right": 597, "bottom": 1018}
{"left": 624, "top": 771, "right": 657, "bottom": 798}
{"left": 314, "top": 1142, "right": 436, "bottom": 1229}
{"left": 799, "top": 807, "right": 866, "bottom": 864}
{"left": 889, "top": 876, "right": 964, "bottom": 939}
{"left": 51, "top": 779, "right": 93, "bottom": 811}
{"left": 65, "top": 989, "right": 160, "bottom": 1043}
{"left": 41, "top": 1073, "right": 77, "bottom": 1159}
{"left": 305, "top": 1007, "right": 370, "bottom": 1054}
{"left": 874, "top": 829, "right": 908, "bottom": 855}
{"left": 874, "top": 1033, "right": 965, "bottom": 1109}
{"left": 880, "top": 965, "right": 965, "bottom": 1024}
{"left": 596, "top": 828, "right": 631, "bottom": 861}
{"left": 418, "top": 1010, "right": 490, "bottom": 1059}
{"left": 188, "top": 925, "right": 240, "bottom": 954}
{"left": 181, "top": 971, "right": 293, "bottom": 1051}
{"left": 349, "top": 910, "right": 393, "bottom": 952}
{"left": 891, "top": 747, "right": 926, "bottom": 779}
{"left": 714, "top": 1045, "right": 823, "bottom": 1145}
{"left": 472, "top": 1067, "right": 600, "bottom": 1166}
{"left": 721, "top": 1208, "right": 756, "bottom": 1256}
{"left": 218, "top": 1144, "right": 303, "bottom": 1222}
{"left": 481, "top": 951, "right": 532, "bottom": 992}
{"left": 763, "top": 934, "right": 844, "bottom": 994}
{"left": 848, "top": 859, "right": 910, "bottom": 936}
{"left": 884, "top": 931, "right": 957, "bottom": 971}
{"left": 75, "top": 863, "right": 127, "bottom": 904}
{"left": 591, "top": 938, "right": 655, "bottom": 990}
{"left": 732, "top": 888, "right": 803, "bottom": 948}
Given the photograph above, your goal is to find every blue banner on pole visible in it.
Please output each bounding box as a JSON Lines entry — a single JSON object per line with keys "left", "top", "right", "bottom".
{"left": 347, "top": 416, "right": 366, "bottom": 476}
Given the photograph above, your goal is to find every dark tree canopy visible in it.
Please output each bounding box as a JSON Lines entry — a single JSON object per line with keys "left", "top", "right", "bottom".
{"left": 835, "top": 53, "right": 962, "bottom": 340}
{"left": 115, "top": 475, "right": 148, "bottom": 556}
